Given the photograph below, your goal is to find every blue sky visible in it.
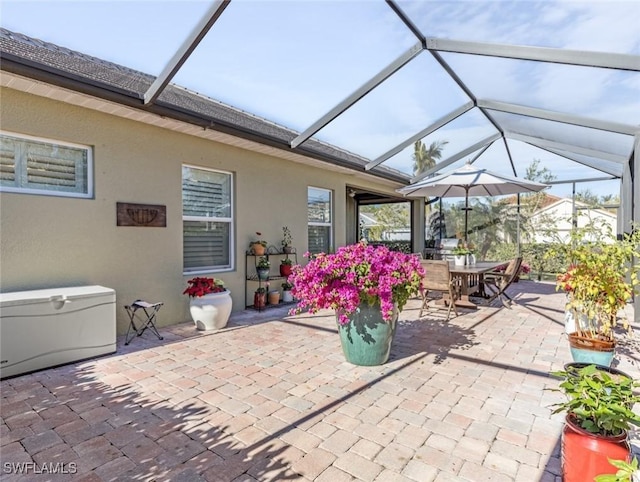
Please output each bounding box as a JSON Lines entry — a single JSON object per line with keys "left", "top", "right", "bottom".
{"left": 2, "top": 0, "right": 639, "bottom": 199}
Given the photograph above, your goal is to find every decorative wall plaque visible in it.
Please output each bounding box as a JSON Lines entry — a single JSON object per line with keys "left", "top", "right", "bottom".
{"left": 117, "top": 202, "right": 166, "bottom": 227}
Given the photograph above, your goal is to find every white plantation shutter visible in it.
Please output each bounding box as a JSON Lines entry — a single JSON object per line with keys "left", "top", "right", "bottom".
{"left": 0, "top": 132, "right": 91, "bottom": 198}
{"left": 308, "top": 187, "right": 332, "bottom": 254}
{"left": 182, "top": 165, "right": 233, "bottom": 272}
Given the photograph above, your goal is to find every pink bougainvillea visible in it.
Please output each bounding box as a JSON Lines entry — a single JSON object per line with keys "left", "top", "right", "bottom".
{"left": 288, "top": 242, "right": 424, "bottom": 325}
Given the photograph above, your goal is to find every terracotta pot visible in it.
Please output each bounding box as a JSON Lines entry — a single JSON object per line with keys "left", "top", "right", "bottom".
{"left": 251, "top": 243, "right": 266, "bottom": 256}
{"left": 254, "top": 292, "right": 266, "bottom": 308}
{"left": 268, "top": 290, "right": 280, "bottom": 305}
{"left": 562, "top": 414, "right": 629, "bottom": 482}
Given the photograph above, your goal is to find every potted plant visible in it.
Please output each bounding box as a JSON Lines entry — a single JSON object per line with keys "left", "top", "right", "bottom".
{"left": 249, "top": 232, "right": 267, "bottom": 256}
{"left": 548, "top": 220, "right": 640, "bottom": 365}
{"left": 279, "top": 257, "right": 294, "bottom": 277}
{"left": 256, "top": 256, "right": 270, "bottom": 280}
{"left": 288, "top": 241, "right": 424, "bottom": 366}
{"left": 451, "top": 242, "right": 470, "bottom": 266}
{"left": 281, "top": 226, "right": 293, "bottom": 254}
{"left": 268, "top": 289, "right": 280, "bottom": 305}
{"left": 254, "top": 287, "right": 266, "bottom": 309}
{"left": 550, "top": 363, "right": 640, "bottom": 482}
{"left": 281, "top": 281, "right": 294, "bottom": 303}
{"left": 183, "top": 277, "right": 232, "bottom": 330}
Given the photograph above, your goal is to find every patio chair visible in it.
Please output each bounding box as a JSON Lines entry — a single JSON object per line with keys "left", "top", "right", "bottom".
{"left": 483, "top": 257, "right": 523, "bottom": 308}
{"left": 419, "top": 260, "right": 460, "bottom": 321}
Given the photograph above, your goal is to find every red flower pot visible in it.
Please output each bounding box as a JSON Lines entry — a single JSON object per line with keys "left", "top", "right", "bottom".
{"left": 562, "top": 414, "right": 629, "bottom": 482}
{"left": 279, "top": 264, "right": 292, "bottom": 277}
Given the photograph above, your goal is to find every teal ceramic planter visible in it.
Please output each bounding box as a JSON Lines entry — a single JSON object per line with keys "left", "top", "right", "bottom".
{"left": 337, "top": 302, "right": 398, "bottom": 366}
{"left": 569, "top": 346, "right": 615, "bottom": 367}
{"left": 568, "top": 332, "right": 615, "bottom": 367}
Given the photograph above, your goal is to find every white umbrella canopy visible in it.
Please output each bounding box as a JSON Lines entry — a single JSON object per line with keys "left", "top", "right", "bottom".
{"left": 397, "top": 163, "right": 549, "bottom": 240}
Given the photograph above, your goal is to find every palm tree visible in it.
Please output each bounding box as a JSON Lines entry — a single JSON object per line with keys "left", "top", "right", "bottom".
{"left": 413, "top": 139, "right": 448, "bottom": 240}
{"left": 412, "top": 140, "right": 448, "bottom": 176}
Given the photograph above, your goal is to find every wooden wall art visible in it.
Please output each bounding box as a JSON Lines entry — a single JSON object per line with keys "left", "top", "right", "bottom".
{"left": 117, "top": 202, "right": 166, "bottom": 227}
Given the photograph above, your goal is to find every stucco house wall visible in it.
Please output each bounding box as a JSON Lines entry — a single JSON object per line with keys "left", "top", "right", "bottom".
{"left": 0, "top": 86, "right": 403, "bottom": 334}
{"left": 529, "top": 198, "right": 617, "bottom": 243}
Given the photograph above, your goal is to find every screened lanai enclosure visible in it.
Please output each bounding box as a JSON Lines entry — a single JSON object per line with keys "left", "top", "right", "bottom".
{"left": 1, "top": 3, "right": 639, "bottom": 284}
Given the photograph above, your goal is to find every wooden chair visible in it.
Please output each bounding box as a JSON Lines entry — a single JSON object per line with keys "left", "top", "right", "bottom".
{"left": 483, "top": 257, "right": 523, "bottom": 307}
{"left": 419, "top": 260, "right": 459, "bottom": 321}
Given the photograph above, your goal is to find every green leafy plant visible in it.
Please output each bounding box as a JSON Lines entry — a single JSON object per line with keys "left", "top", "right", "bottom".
{"left": 546, "top": 219, "right": 640, "bottom": 342}
{"left": 281, "top": 281, "right": 293, "bottom": 290}
{"left": 255, "top": 287, "right": 266, "bottom": 294}
{"left": 452, "top": 240, "right": 475, "bottom": 256}
{"left": 281, "top": 226, "right": 292, "bottom": 249}
{"left": 451, "top": 245, "right": 470, "bottom": 256}
{"left": 280, "top": 258, "right": 293, "bottom": 266}
{"left": 257, "top": 257, "right": 270, "bottom": 269}
{"left": 550, "top": 364, "right": 640, "bottom": 437}
{"left": 595, "top": 457, "right": 638, "bottom": 482}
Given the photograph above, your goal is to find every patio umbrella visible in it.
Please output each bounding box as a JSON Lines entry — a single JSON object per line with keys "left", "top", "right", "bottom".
{"left": 397, "top": 163, "right": 549, "bottom": 240}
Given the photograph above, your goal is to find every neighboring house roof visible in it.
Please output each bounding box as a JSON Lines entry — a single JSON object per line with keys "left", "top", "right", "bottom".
{"left": 500, "top": 193, "right": 562, "bottom": 210}
{"left": 358, "top": 213, "right": 379, "bottom": 227}
{"left": 0, "top": 28, "right": 409, "bottom": 184}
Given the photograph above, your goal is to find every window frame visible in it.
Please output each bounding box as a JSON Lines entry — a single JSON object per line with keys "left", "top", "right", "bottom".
{"left": 182, "top": 163, "right": 235, "bottom": 275}
{"left": 0, "top": 130, "right": 93, "bottom": 199}
{"left": 307, "top": 186, "right": 333, "bottom": 254}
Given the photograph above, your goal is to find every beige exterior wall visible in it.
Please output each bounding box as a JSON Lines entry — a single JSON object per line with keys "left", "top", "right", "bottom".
{"left": 0, "top": 87, "right": 404, "bottom": 334}
{"left": 530, "top": 199, "right": 617, "bottom": 243}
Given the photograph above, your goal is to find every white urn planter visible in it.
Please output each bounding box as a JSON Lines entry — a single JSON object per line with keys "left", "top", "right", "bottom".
{"left": 189, "top": 291, "right": 232, "bottom": 331}
{"left": 454, "top": 255, "right": 466, "bottom": 267}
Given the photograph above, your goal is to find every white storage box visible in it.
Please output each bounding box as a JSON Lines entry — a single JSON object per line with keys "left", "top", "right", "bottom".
{"left": 0, "top": 285, "right": 116, "bottom": 378}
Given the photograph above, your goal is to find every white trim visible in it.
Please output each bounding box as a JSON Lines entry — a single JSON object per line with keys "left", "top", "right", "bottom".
{"left": 308, "top": 186, "right": 333, "bottom": 253}
{"left": 182, "top": 164, "right": 235, "bottom": 273}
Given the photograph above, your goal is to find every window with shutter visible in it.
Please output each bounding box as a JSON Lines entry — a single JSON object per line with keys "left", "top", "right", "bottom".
{"left": 182, "top": 165, "right": 234, "bottom": 273}
{"left": 308, "top": 186, "right": 332, "bottom": 254}
{"left": 0, "top": 132, "right": 91, "bottom": 198}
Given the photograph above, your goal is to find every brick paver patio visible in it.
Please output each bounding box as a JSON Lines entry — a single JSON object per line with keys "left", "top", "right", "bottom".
{"left": 1, "top": 281, "right": 638, "bottom": 481}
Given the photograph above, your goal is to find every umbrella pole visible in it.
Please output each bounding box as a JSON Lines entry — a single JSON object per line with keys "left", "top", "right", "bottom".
{"left": 464, "top": 188, "right": 469, "bottom": 242}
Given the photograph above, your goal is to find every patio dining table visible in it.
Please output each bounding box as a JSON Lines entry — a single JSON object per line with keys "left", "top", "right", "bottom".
{"left": 448, "top": 260, "right": 509, "bottom": 309}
